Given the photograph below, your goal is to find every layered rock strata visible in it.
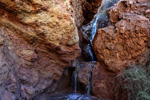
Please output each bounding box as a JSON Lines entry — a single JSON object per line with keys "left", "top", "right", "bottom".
{"left": 0, "top": 0, "right": 82, "bottom": 99}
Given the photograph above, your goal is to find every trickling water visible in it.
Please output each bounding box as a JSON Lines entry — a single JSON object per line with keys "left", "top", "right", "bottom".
{"left": 48, "top": 93, "right": 100, "bottom": 100}
{"left": 48, "top": 0, "right": 120, "bottom": 99}
{"left": 86, "top": 66, "right": 92, "bottom": 95}
{"left": 72, "top": 65, "right": 80, "bottom": 93}
{"left": 48, "top": 62, "right": 99, "bottom": 100}
{"left": 74, "top": 70, "right": 77, "bottom": 93}
{"left": 88, "top": 44, "right": 95, "bottom": 61}
{"left": 72, "top": 64, "right": 93, "bottom": 95}
{"left": 90, "top": 15, "right": 100, "bottom": 44}
{"left": 85, "top": 0, "right": 119, "bottom": 44}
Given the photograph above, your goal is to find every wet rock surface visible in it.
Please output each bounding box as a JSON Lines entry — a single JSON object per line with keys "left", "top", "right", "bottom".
{"left": 92, "top": 0, "right": 150, "bottom": 99}
{"left": 1, "top": 0, "right": 150, "bottom": 100}
{"left": 77, "top": 61, "right": 96, "bottom": 87}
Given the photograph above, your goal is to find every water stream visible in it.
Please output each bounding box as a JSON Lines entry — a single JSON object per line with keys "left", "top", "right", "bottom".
{"left": 89, "top": 15, "right": 100, "bottom": 44}
{"left": 48, "top": 0, "right": 119, "bottom": 100}
{"left": 48, "top": 93, "right": 100, "bottom": 100}
{"left": 48, "top": 64, "right": 99, "bottom": 100}
{"left": 73, "top": 66, "right": 79, "bottom": 93}
{"left": 88, "top": 44, "right": 95, "bottom": 61}
{"left": 86, "top": 66, "right": 92, "bottom": 95}
{"left": 85, "top": 0, "right": 119, "bottom": 44}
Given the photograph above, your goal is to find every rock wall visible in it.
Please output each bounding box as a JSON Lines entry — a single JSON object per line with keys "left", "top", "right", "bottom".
{"left": 92, "top": 0, "right": 150, "bottom": 99}
{"left": 0, "top": 0, "right": 83, "bottom": 99}
{"left": 82, "top": 0, "right": 103, "bottom": 24}
{"left": 0, "top": 0, "right": 103, "bottom": 99}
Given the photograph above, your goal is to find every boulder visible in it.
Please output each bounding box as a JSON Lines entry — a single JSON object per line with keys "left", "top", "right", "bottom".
{"left": 92, "top": 62, "right": 117, "bottom": 100}
{"left": 92, "top": 0, "right": 150, "bottom": 99}
{"left": 93, "top": 0, "right": 150, "bottom": 73}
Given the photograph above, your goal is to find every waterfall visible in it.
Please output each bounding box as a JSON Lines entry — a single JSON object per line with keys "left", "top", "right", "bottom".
{"left": 87, "top": 15, "right": 100, "bottom": 61}
{"left": 88, "top": 44, "right": 95, "bottom": 61}
{"left": 74, "top": 70, "right": 77, "bottom": 93}
{"left": 86, "top": 66, "right": 92, "bottom": 95}
{"left": 90, "top": 15, "right": 100, "bottom": 44}
{"left": 47, "top": 0, "right": 121, "bottom": 100}
{"left": 72, "top": 64, "right": 93, "bottom": 95}
{"left": 72, "top": 65, "right": 80, "bottom": 93}
{"left": 85, "top": 0, "right": 119, "bottom": 44}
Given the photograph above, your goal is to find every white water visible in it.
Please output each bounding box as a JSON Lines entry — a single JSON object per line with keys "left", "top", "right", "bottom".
{"left": 48, "top": 0, "right": 120, "bottom": 99}
{"left": 48, "top": 93, "right": 100, "bottom": 100}
{"left": 73, "top": 65, "right": 80, "bottom": 93}
{"left": 48, "top": 62, "right": 98, "bottom": 100}
{"left": 86, "top": 66, "right": 92, "bottom": 95}
{"left": 86, "top": 0, "right": 120, "bottom": 44}
{"left": 74, "top": 70, "right": 77, "bottom": 93}
{"left": 90, "top": 15, "right": 100, "bottom": 44}
{"left": 88, "top": 44, "right": 95, "bottom": 61}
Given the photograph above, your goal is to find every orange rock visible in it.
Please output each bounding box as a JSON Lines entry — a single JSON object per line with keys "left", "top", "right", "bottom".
{"left": 0, "top": 0, "right": 89, "bottom": 99}
{"left": 93, "top": 1, "right": 150, "bottom": 73}
{"left": 92, "top": 0, "right": 150, "bottom": 99}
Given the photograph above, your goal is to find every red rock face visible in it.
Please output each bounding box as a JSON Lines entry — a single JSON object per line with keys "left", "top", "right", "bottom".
{"left": 92, "top": 0, "right": 150, "bottom": 99}
{"left": 93, "top": 0, "right": 150, "bottom": 73}
{"left": 92, "top": 62, "right": 116, "bottom": 100}
{"left": 0, "top": 0, "right": 85, "bottom": 99}
{"left": 0, "top": 0, "right": 103, "bottom": 99}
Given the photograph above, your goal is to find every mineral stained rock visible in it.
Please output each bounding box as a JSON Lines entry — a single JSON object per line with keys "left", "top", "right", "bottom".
{"left": 92, "top": 0, "right": 150, "bottom": 99}
{"left": 0, "top": 0, "right": 84, "bottom": 99}
{"left": 93, "top": 0, "right": 150, "bottom": 73}
{"left": 0, "top": 0, "right": 103, "bottom": 99}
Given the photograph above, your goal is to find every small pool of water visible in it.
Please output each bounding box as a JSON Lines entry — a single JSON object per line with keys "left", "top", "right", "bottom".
{"left": 48, "top": 93, "right": 100, "bottom": 100}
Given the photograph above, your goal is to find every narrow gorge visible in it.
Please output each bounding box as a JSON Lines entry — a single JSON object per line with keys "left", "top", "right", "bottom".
{"left": 0, "top": 0, "right": 150, "bottom": 100}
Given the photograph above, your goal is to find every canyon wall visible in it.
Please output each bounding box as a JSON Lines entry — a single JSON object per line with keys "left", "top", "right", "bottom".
{"left": 0, "top": 0, "right": 102, "bottom": 100}
{"left": 2, "top": 0, "right": 149, "bottom": 100}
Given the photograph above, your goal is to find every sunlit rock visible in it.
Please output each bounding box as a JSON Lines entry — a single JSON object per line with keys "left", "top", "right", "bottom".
{"left": 92, "top": 0, "right": 150, "bottom": 99}
{"left": 0, "top": 0, "right": 86, "bottom": 99}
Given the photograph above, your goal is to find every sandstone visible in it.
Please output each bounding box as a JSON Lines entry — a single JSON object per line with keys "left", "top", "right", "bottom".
{"left": 0, "top": 0, "right": 86, "bottom": 99}
{"left": 78, "top": 61, "right": 96, "bottom": 86}
{"left": 92, "top": 0, "right": 150, "bottom": 99}
{"left": 92, "top": 62, "right": 116, "bottom": 100}
{"left": 93, "top": 1, "right": 150, "bottom": 73}
{"left": 0, "top": 0, "right": 103, "bottom": 99}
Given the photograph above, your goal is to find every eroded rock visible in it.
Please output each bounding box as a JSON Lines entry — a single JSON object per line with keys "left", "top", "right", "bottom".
{"left": 92, "top": 0, "right": 150, "bottom": 99}
{"left": 0, "top": 0, "right": 86, "bottom": 99}
{"left": 93, "top": 1, "right": 150, "bottom": 73}
{"left": 92, "top": 62, "right": 116, "bottom": 100}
